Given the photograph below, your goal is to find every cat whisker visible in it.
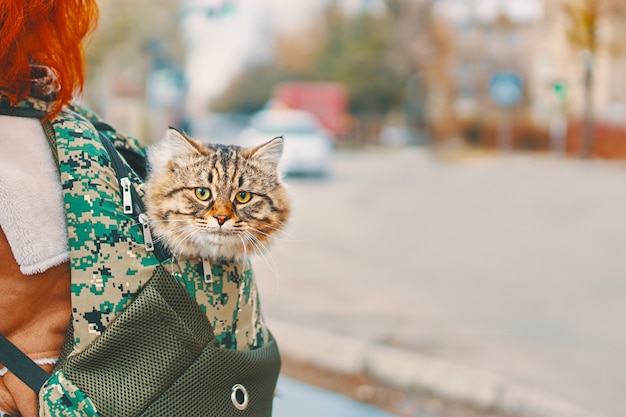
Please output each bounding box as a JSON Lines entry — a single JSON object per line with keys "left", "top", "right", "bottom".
{"left": 169, "top": 227, "right": 200, "bottom": 257}
{"left": 148, "top": 219, "right": 189, "bottom": 223}
{"left": 243, "top": 227, "right": 275, "bottom": 240}
{"left": 256, "top": 223, "right": 297, "bottom": 240}
{"left": 151, "top": 234, "right": 169, "bottom": 245}
{"left": 244, "top": 227, "right": 294, "bottom": 243}
{"left": 244, "top": 231, "right": 279, "bottom": 277}
{"left": 130, "top": 220, "right": 187, "bottom": 251}
{"left": 151, "top": 224, "right": 193, "bottom": 245}
{"left": 241, "top": 232, "right": 265, "bottom": 258}
{"left": 242, "top": 231, "right": 281, "bottom": 311}
{"left": 238, "top": 235, "right": 249, "bottom": 264}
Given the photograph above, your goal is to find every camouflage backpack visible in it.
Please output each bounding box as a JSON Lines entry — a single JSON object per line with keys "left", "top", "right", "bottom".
{"left": 0, "top": 99, "right": 281, "bottom": 417}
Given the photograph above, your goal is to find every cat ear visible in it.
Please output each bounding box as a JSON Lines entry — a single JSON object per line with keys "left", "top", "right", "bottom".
{"left": 163, "top": 128, "right": 204, "bottom": 157}
{"left": 148, "top": 128, "right": 206, "bottom": 175}
{"left": 249, "top": 136, "right": 284, "bottom": 168}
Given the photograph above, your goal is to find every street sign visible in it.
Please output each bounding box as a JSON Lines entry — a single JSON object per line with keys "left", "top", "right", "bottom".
{"left": 489, "top": 71, "right": 523, "bottom": 107}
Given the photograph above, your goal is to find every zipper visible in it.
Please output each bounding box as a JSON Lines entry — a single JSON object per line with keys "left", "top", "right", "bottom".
{"left": 120, "top": 177, "right": 133, "bottom": 214}
{"left": 138, "top": 213, "right": 154, "bottom": 252}
{"left": 202, "top": 257, "right": 213, "bottom": 284}
{"left": 98, "top": 131, "right": 171, "bottom": 261}
{"left": 42, "top": 120, "right": 60, "bottom": 168}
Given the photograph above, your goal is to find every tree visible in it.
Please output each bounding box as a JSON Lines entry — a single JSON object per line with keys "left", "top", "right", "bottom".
{"left": 311, "top": 4, "right": 404, "bottom": 114}
{"left": 85, "top": 0, "right": 185, "bottom": 110}
{"left": 383, "top": 0, "right": 458, "bottom": 142}
{"left": 211, "top": 64, "right": 290, "bottom": 114}
{"left": 212, "top": 3, "right": 408, "bottom": 116}
{"left": 212, "top": 22, "right": 325, "bottom": 113}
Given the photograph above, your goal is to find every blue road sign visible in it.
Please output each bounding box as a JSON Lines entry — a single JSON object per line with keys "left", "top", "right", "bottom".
{"left": 489, "top": 71, "right": 523, "bottom": 107}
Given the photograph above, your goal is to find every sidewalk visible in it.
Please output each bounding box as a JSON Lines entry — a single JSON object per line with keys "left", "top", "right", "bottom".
{"left": 270, "top": 320, "right": 601, "bottom": 417}
{"left": 255, "top": 150, "right": 626, "bottom": 417}
{"left": 273, "top": 376, "right": 398, "bottom": 417}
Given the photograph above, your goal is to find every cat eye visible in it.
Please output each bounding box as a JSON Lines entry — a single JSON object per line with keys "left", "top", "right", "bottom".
{"left": 195, "top": 187, "right": 211, "bottom": 201}
{"left": 235, "top": 191, "right": 252, "bottom": 204}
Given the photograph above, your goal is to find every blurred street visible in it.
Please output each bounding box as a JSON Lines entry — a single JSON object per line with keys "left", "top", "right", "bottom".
{"left": 273, "top": 376, "right": 398, "bottom": 417}
{"left": 86, "top": 1, "right": 626, "bottom": 416}
{"left": 253, "top": 148, "right": 626, "bottom": 417}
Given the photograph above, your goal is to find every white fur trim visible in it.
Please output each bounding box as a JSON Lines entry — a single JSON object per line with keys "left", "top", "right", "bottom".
{"left": 34, "top": 357, "right": 58, "bottom": 366}
{"left": 0, "top": 116, "right": 69, "bottom": 274}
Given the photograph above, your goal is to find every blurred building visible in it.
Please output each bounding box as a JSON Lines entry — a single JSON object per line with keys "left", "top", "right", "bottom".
{"left": 86, "top": 0, "right": 186, "bottom": 143}
{"left": 434, "top": 0, "right": 626, "bottom": 154}
{"left": 530, "top": 0, "right": 626, "bottom": 126}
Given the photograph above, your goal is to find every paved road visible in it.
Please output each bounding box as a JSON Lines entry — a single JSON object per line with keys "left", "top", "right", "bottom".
{"left": 273, "top": 376, "right": 398, "bottom": 417}
{"left": 253, "top": 148, "right": 626, "bottom": 417}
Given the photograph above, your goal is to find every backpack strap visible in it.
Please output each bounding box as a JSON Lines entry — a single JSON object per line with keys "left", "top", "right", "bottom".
{"left": 0, "top": 103, "right": 170, "bottom": 263}
{"left": 0, "top": 334, "right": 49, "bottom": 392}
{"left": 0, "top": 104, "right": 170, "bottom": 370}
{"left": 0, "top": 104, "right": 47, "bottom": 119}
{"left": 92, "top": 121, "right": 148, "bottom": 180}
{"left": 0, "top": 105, "right": 55, "bottom": 393}
{"left": 96, "top": 127, "right": 171, "bottom": 262}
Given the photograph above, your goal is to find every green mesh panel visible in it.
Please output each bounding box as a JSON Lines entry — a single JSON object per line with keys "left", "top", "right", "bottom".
{"left": 58, "top": 266, "right": 280, "bottom": 416}
{"left": 140, "top": 330, "right": 280, "bottom": 416}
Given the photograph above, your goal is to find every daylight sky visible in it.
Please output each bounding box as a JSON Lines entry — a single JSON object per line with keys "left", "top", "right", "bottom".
{"left": 181, "top": 0, "right": 331, "bottom": 113}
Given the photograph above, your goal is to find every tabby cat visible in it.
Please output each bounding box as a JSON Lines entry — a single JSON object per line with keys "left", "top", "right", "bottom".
{"left": 145, "top": 128, "right": 290, "bottom": 262}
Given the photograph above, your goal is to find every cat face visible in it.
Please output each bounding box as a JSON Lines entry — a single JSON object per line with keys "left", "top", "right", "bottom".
{"left": 145, "top": 129, "right": 290, "bottom": 261}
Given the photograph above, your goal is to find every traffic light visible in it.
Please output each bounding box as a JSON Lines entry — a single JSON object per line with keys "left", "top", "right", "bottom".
{"left": 552, "top": 82, "right": 569, "bottom": 102}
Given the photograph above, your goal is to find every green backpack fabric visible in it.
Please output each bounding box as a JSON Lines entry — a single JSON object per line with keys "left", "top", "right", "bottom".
{"left": 5, "top": 98, "right": 281, "bottom": 416}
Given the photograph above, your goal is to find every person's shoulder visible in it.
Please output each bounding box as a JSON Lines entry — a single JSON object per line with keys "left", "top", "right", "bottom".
{"left": 68, "top": 104, "right": 145, "bottom": 152}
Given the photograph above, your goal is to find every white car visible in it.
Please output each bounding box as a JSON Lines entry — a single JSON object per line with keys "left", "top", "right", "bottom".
{"left": 239, "top": 109, "right": 334, "bottom": 177}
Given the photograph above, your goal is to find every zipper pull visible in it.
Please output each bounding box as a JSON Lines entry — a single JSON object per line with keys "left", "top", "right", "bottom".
{"left": 202, "top": 257, "right": 213, "bottom": 284}
{"left": 138, "top": 213, "right": 154, "bottom": 252}
{"left": 120, "top": 177, "right": 133, "bottom": 214}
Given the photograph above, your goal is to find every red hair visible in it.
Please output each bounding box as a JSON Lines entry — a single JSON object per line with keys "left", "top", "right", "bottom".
{"left": 0, "top": 0, "right": 99, "bottom": 115}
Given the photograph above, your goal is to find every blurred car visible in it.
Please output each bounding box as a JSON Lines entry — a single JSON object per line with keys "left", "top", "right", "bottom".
{"left": 239, "top": 108, "right": 334, "bottom": 177}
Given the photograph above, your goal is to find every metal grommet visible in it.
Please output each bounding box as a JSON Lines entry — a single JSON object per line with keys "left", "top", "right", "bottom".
{"left": 231, "top": 384, "right": 249, "bottom": 410}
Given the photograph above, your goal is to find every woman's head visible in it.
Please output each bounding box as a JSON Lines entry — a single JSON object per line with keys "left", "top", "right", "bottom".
{"left": 0, "top": 0, "right": 99, "bottom": 115}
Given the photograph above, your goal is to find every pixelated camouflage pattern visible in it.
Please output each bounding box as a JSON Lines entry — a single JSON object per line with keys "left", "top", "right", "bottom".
{"left": 6, "top": 96, "right": 50, "bottom": 112}
{"left": 50, "top": 107, "right": 158, "bottom": 350}
{"left": 164, "top": 256, "right": 268, "bottom": 349}
{"left": 70, "top": 105, "right": 146, "bottom": 157}
{"left": 44, "top": 102, "right": 267, "bottom": 351}
{"left": 39, "top": 370, "right": 100, "bottom": 417}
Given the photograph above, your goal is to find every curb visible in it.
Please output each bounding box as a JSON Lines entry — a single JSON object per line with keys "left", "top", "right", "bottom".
{"left": 269, "top": 320, "right": 603, "bottom": 417}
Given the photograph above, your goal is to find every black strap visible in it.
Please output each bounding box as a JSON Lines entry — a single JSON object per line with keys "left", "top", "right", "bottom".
{"left": 0, "top": 104, "right": 47, "bottom": 119}
{"left": 0, "top": 334, "right": 49, "bottom": 392}
{"left": 92, "top": 121, "right": 148, "bottom": 180}
{"left": 98, "top": 130, "right": 171, "bottom": 263}
{"left": 0, "top": 105, "right": 53, "bottom": 392}
{"left": 0, "top": 103, "right": 170, "bottom": 262}
{"left": 0, "top": 105, "right": 170, "bottom": 395}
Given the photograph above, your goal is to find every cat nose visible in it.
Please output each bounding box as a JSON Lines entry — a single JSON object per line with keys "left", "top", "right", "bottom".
{"left": 215, "top": 215, "right": 230, "bottom": 226}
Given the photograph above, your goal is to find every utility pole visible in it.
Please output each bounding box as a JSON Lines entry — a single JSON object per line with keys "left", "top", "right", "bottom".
{"left": 580, "top": 49, "right": 594, "bottom": 158}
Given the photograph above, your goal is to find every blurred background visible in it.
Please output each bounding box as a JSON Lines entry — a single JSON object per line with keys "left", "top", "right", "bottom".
{"left": 84, "top": 1, "right": 626, "bottom": 416}
{"left": 86, "top": 0, "right": 626, "bottom": 157}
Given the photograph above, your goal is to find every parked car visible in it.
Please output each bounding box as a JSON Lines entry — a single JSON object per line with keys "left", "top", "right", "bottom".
{"left": 239, "top": 108, "right": 334, "bottom": 177}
